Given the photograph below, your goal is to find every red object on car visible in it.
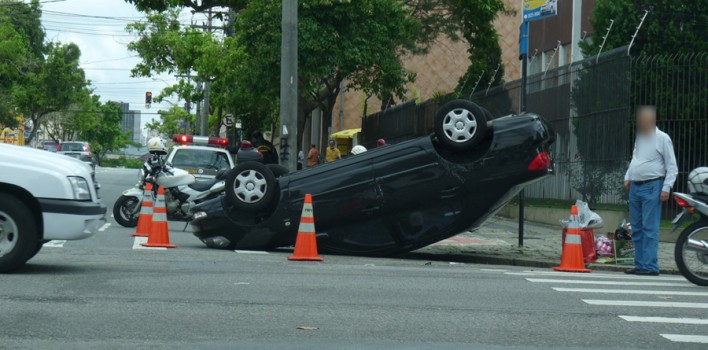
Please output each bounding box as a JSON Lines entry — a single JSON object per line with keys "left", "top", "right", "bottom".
{"left": 172, "top": 134, "right": 229, "bottom": 147}
{"left": 528, "top": 151, "right": 552, "bottom": 171}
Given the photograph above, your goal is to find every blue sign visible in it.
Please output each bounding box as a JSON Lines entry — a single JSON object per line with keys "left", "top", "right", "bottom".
{"left": 523, "top": 0, "right": 557, "bottom": 22}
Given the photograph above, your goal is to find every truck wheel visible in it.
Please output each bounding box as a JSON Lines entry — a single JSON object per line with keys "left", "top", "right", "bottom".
{"left": 0, "top": 194, "right": 39, "bottom": 273}
{"left": 434, "top": 99, "right": 488, "bottom": 151}
{"left": 113, "top": 195, "right": 140, "bottom": 228}
{"left": 225, "top": 162, "right": 276, "bottom": 212}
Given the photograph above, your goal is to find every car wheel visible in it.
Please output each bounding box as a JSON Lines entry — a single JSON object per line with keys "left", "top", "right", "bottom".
{"left": 480, "top": 106, "right": 494, "bottom": 121}
{"left": 25, "top": 241, "right": 45, "bottom": 262}
{"left": 0, "top": 195, "right": 39, "bottom": 273}
{"left": 434, "top": 99, "right": 488, "bottom": 151}
{"left": 113, "top": 195, "right": 140, "bottom": 228}
{"left": 266, "top": 164, "right": 289, "bottom": 178}
{"left": 225, "top": 162, "right": 276, "bottom": 212}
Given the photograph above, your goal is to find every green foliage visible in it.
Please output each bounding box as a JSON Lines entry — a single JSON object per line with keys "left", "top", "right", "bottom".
{"left": 581, "top": 0, "right": 708, "bottom": 56}
{"left": 101, "top": 156, "right": 145, "bottom": 169}
{"left": 157, "top": 105, "right": 194, "bottom": 137}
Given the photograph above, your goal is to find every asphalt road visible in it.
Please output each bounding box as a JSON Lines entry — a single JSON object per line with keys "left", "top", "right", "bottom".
{"left": 1, "top": 167, "right": 706, "bottom": 349}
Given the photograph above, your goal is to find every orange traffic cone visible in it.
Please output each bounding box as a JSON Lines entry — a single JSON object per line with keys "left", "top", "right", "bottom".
{"left": 131, "top": 183, "right": 153, "bottom": 237}
{"left": 553, "top": 205, "right": 591, "bottom": 273}
{"left": 141, "top": 186, "right": 176, "bottom": 248}
{"left": 288, "top": 194, "right": 323, "bottom": 261}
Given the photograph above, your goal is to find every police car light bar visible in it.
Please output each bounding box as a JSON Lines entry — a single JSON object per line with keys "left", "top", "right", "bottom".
{"left": 172, "top": 134, "right": 229, "bottom": 147}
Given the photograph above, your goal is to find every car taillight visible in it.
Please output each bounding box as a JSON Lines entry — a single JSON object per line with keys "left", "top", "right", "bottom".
{"left": 528, "top": 151, "right": 552, "bottom": 171}
{"left": 172, "top": 134, "right": 228, "bottom": 147}
{"left": 674, "top": 196, "right": 690, "bottom": 208}
{"left": 57, "top": 143, "right": 63, "bottom": 151}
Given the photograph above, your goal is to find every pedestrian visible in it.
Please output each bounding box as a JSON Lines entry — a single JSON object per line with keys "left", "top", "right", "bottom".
{"left": 297, "top": 150, "right": 304, "bottom": 170}
{"left": 236, "top": 140, "right": 262, "bottom": 164}
{"left": 307, "top": 144, "right": 319, "bottom": 167}
{"left": 325, "top": 139, "right": 341, "bottom": 163}
{"left": 251, "top": 131, "right": 279, "bottom": 164}
{"left": 376, "top": 138, "right": 387, "bottom": 147}
{"left": 623, "top": 106, "right": 678, "bottom": 276}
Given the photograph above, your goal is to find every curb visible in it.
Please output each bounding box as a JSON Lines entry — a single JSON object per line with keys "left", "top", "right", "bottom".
{"left": 400, "top": 252, "right": 681, "bottom": 275}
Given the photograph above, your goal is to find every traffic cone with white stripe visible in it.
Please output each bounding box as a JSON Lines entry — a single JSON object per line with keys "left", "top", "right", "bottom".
{"left": 288, "top": 194, "right": 323, "bottom": 261}
{"left": 553, "top": 205, "right": 590, "bottom": 273}
{"left": 141, "top": 186, "right": 176, "bottom": 248}
{"left": 131, "top": 183, "right": 153, "bottom": 237}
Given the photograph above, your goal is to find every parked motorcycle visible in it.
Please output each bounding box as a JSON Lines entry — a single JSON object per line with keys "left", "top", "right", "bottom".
{"left": 113, "top": 155, "right": 226, "bottom": 227}
{"left": 671, "top": 167, "right": 708, "bottom": 286}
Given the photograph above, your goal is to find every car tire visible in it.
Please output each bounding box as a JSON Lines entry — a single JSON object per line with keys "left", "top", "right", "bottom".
{"left": 434, "top": 99, "right": 488, "bottom": 151}
{"left": 480, "top": 106, "right": 494, "bottom": 121}
{"left": 266, "top": 164, "right": 289, "bottom": 178}
{"left": 25, "top": 241, "right": 45, "bottom": 262}
{"left": 113, "top": 195, "right": 140, "bottom": 228}
{"left": 0, "top": 194, "right": 39, "bottom": 273}
{"left": 225, "top": 162, "right": 276, "bottom": 212}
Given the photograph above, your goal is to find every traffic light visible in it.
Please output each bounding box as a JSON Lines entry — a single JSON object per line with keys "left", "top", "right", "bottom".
{"left": 145, "top": 91, "right": 152, "bottom": 104}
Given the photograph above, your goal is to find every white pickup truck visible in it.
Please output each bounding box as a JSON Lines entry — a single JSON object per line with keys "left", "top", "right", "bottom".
{"left": 0, "top": 144, "right": 106, "bottom": 272}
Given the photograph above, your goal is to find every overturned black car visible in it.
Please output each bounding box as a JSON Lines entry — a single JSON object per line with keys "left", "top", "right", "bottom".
{"left": 190, "top": 100, "right": 555, "bottom": 256}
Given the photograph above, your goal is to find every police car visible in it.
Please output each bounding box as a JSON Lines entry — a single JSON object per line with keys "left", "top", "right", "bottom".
{"left": 167, "top": 135, "right": 235, "bottom": 183}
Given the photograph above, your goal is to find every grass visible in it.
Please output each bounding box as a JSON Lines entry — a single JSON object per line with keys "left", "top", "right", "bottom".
{"left": 101, "top": 157, "right": 144, "bottom": 169}
{"left": 509, "top": 197, "right": 627, "bottom": 212}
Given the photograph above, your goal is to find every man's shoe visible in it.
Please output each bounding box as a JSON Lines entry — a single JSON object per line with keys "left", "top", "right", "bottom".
{"left": 624, "top": 268, "right": 640, "bottom": 274}
{"left": 635, "top": 270, "right": 660, "bottom": 276}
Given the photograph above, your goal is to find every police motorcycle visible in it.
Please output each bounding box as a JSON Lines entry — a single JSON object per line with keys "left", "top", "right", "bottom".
{"left": 113, "top": 137, "right": 227, "bottom": 227}
{"left": 671, "top": 167, "right": 708, "bottom": 286}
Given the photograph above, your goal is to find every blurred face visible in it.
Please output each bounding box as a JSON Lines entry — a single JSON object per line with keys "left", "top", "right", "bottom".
{"left": 636, "top": 107, "right": 656, "bottom": 135}
{"left": 329, "top": 140, "right": 335, "bottom": 148}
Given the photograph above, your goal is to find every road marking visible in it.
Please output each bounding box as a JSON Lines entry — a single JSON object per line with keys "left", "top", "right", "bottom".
{"left": 583, "top": 299, "right": 708, "bottom": 309}
{"left": 98, "top": 223, "right": 111, "bottom": 232}
{"left": 553, "top": 288, "right": 708, "bottom": 296}
{"left": 619, "top": 316, "right": 708, "bottom": 325}
{"left": 43, "top": 240, "right": 66, "bottom": 248}
{"left": 234, "top": 250, "right": 269, "bottom": 254}
{"left": 526, "top": 278, "right": 694, "bottom": 287}
{"left": 132, "top": 237, "right": 166, "bottom": 250}
{"left": 509, "top": 270, "right": 686, "bottom": 281}
{"left": 660, "top": 334, "right": 708, "bottom": 344}
{"left": 233, "top": 282, "right": 250, "bottom": 285}
{"left": 481, "top": 268, "right": 508, "bottom": 272}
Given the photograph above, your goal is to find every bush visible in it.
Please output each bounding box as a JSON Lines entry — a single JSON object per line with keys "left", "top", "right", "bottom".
{"left": 101, "top": 156, "right": 144, "bottom": 169}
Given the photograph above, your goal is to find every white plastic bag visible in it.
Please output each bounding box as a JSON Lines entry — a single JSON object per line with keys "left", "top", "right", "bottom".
{"left": 575, "top": 200, "right": 603, "bottom": 229}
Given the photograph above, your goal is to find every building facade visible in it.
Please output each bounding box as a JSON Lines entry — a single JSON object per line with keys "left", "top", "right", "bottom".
{"left": 117, "top": 102, "right": 142, "bottom": 144}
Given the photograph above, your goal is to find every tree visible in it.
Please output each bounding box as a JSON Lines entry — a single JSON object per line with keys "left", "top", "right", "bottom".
{"left": 12, "top": 42, "right": 89, "bottom": 142}
{"left": 125, "top": 0, "right": 247, "bottom": 12}
{"left": 79, "top": 100, "right": 135, "bottom": 164}
{"left": 156, "top": 105, "right": 194, "bottom": 137}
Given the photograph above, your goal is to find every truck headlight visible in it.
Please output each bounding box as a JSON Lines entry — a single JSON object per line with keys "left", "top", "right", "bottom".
{"left": 68, "top": 176, "right": 91, "bottom": 200}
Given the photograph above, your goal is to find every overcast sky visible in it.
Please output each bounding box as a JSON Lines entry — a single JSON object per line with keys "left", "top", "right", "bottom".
{"left": 39, "top": 0, "right": 211, "bottom": 135}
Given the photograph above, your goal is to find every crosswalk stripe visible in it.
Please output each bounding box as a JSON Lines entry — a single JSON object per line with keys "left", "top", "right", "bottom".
{"left": 619, "top": 316, "right": 708, "bottom": 325}
{"left": 526, "top": 278, "right": 694, "bottom": 287}
{"left": 43, "top": 240, "right": 66, "bottom": 248}
{"left": 583, "top": 299, "right": 708, "bottom": 308}
{"left": 132, "top": 237, "right": 166, "bottom": 250}
{"left": 660, "top": 334, "right": 708, "bottom": 344}
{"left": 509, "top": 270, "right": 686, "bottom": 281}
{"left": 234, "top": 250, "right": 269, "bottom": 254}
{"left": 553, "top": 287, "right": 708, "bottom": 296}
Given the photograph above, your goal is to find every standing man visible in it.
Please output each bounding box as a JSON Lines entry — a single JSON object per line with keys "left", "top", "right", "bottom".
{"left": 325, "top": 139, "right": 341, "bottom": 163}
{"left": 251, "top": 131, "right": 279, "bottom": 164}
{"left": 307, "top": 144, "right": 319, "bottom": 167}
{"left": 623, "top": 106, "right": 678, "bottom": 276}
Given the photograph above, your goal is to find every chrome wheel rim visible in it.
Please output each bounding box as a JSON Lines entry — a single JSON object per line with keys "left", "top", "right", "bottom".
{"left": 233, "top": 169, "right": 267, "bottom": 204}
{"left": 682, "top": 226, "right": 708, "bottom": 282}
{"left": 0, "top": 210, "right": 19, "bottom": 258}
{"left": 442, "top": 108, "right": 478, "bottom": 143}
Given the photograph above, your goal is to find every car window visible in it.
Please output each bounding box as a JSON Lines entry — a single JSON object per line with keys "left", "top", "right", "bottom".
{"left": 60, "top": 143, "right": 85, "bottom": 152}
{"left": 171, "top": 149, "right": 231, "bottom": 171}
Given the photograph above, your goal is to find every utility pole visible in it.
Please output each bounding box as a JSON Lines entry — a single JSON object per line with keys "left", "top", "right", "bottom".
{"left": 191, "top": 8, "right": 220, "bottom": 136}
{"left": 279, "top": 0, "right": 298, "bottom": 171}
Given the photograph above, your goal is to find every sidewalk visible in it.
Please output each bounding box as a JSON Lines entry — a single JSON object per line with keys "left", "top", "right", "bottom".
{"left": 408, "top": 217, "right": 679, "bottom": 274}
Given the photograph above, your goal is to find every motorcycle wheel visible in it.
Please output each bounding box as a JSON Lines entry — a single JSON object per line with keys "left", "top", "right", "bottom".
{"left": 674, "top": 220, "right": 708, "bottom": 286}
{"left": 113, "top": 195, "right": 140, "bottom": 228}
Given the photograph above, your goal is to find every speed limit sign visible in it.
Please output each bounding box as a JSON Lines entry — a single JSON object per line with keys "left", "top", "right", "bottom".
{"left": 224, "top": 114, "right": 235, "bottom": 127}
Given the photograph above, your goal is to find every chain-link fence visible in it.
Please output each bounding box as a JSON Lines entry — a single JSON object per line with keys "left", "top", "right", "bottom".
{"left": 361, "top": 47, "right": 708, "bottom": 217}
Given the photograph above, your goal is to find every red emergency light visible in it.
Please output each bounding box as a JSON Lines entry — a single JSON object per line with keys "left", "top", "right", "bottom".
{"left": 528, "top": 151, "right": 552, "bottom": 171}
{"left": 172, "top": 134, "right": 229, "bottom": 147}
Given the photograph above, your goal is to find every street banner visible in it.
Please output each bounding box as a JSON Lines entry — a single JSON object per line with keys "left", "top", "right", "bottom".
{"left": 523, "top": 0, "right": 558, "bottom": 22}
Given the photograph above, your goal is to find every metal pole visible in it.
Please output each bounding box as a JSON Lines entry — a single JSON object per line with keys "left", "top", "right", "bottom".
{"left": 200, "top": 9, "right": 213, "bottom": 136}
{"left": 279, "top": 0, "right": 298, "bottom": 171}
{"left": 518, "top": 20, "right": 529, "bottom": 248}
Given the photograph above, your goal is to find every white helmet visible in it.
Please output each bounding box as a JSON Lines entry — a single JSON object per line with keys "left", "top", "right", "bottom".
{"left": 687, "top": 167, "right": 708, "bottom": 195}
{"left": 350, "top": 145, "right": 367, "bottom": 155}
{"left": 147, "top": 137, "right": 167, "bottom": 155}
